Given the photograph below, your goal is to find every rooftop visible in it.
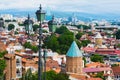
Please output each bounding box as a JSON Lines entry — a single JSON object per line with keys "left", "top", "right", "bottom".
{"left": 112, "top": 67, "right": 120, "bottom": 75}
{"left": 66, "top": 41, "right": 82, "bottom": 57}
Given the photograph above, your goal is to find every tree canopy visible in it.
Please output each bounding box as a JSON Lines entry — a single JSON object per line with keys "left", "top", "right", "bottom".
{"left": 8, "top": 24, "right": 15, "bottom": 31}
{"left": 23, "top": 42, "right": 38, "bottom": 53}
{"left": 76, "top": 24, "right": 91, "bottom": 30}
{"left": 115, "top": 29, "right": 120, "bottom": 39}
{"left": 0, "top": 51, "right": 7, "bottom": 78}
{"left": 75, "top": 32, "right": 84, "bottom": 40}
{"left": 55, "top": 26, "right": 69, "bottom": 34}
{"left": 44, "top": 26, "right": 75, "bottom": 54}
{"left": 33, "top": 24, "right": 39, "bottom": 32}
{"left": 44, "top": 26, "right": 90, "bottom": 54}
{"left": 21, "top": 70, "right": 70, "bottom": 80}
{"left": 90, "top": 54, "right": 103, "bottom": 63}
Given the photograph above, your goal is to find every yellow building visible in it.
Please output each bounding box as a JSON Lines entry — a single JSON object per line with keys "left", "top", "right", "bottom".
{"left": 95, "top": 32, "right": 103, "bottom": 46}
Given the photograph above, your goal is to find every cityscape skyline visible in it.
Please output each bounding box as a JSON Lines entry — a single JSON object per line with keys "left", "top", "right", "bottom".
{"left": 0, "top": 0, "right": 120, "bottom": 14}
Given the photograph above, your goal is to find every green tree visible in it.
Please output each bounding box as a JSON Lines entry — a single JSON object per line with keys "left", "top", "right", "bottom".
{"left": 83, "top": 57, "right": 86, "bottom": 66}
{"left": 21, "top": 69, "right": 34, "bottom": 80}
{"left": 44, "top": 29, "right": 82, "bottom": 54}
{"left": 8, "top": 24, "right": 15, "bottom": 31}
{"left": 116, "top": 44, "right": 120, "bottom": 48}
{"left": 81, "top": 40, "right": 91, "bottom": 47}
{"left": 5, "top": 20, "right": 11, "bottom": 22}
{"left": 23, "top": 42, "right": 32, "bottom": 49}
{"left": 90, "top": 54, "right": 103, "bottom": 63}
{"left": 18, "top": 23, "right": 24, "bottom": 26}
{"left": 54, "top": 73, "right": 70, "bottom": 80}
{"left": 76, "top": 24, "right": 91, "bottom": 30}
{"left": 76, "top": 32, "right": 84, "bottom": 40}
{"left": 0, "top": 51, "right": 7, "bottom": 58}
{"left": 58, "top": 33, "right": 74, "bottom": 54}
{"left": 45, "top": 34, "right": 59, "bottom": 52}
{"left": 0, "top": 60, "right": 6, "bottom": 76}
{"left": 55, "top": 26, "right": 69, "bottom": 34}
{"left": 21, "top": 70, "right": 69, "bottom": 80}
{"left": 116, "top": 29, "right": 120, "bottom": 39}
{"left": 23, "top": 42, "right": 39, "bottom": 53}
{"left": 14, "top": 31, "right": 19, "bottom": 35}
{"left": 33, "top": 24, "right": 39, "bottom": 32}
{"left": 0, "top": 51, "right": 7, "bottom": 79}
{"left": 31, "top": 46, "right": 39, "bottom": 53}
{"left": 42, "top": 29, "right": 48, "bottom": 33}
{"left": 111, "top": 64, "right": 119, "bottom": 67}
{"left": 95, "top": 72, "right": 105, "bottom": 80}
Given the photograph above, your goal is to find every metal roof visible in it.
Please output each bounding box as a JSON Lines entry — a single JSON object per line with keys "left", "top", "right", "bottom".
{"left": 66, "top": 41, "right": 83, "bottom": 57}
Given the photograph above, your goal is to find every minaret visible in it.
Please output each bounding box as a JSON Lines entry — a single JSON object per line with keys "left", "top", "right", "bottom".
{"left": 66, "top": 41, "right": 83, "bottom": 74}
{"left": 95, "top": 32, "right": 103, "bottom": 46}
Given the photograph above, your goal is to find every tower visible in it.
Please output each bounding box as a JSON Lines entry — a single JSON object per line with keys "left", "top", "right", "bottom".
{"left": 4, "top": 54, "right": 16, "bottom": 80}
{"left": 48, "top": 15, "right": 57, "bottom": 33}
{"left": 95, "top": 32, "right": 103, "bottom": 46}
{"left": 66, "top": 41, "right": 83, "bottom": 74}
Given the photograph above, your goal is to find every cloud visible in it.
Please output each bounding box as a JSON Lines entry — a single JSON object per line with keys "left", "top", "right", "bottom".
{"left": 0, "top": 0, "right": 120, "bottom": 13}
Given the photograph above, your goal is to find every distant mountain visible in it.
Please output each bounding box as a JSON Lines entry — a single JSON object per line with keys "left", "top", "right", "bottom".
{"left": 0, "top": 9, "right": 120, "bottom": 21}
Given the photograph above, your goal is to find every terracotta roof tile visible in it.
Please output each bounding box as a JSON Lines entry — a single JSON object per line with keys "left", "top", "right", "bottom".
{"left": 87, "top": 78, "right": 102, "bottom": 80}
{"left": 112, "top": 67, "right": 120, "bottom": 75}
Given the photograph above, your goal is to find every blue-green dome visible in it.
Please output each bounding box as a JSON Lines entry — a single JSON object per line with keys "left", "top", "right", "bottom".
{"left": 66, "top": 41, "right": 83, "bottom": 57}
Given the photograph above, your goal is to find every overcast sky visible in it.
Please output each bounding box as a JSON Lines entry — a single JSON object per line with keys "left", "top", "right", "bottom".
{"left": 0, "top": 0, "right": 120, "bottom": 14}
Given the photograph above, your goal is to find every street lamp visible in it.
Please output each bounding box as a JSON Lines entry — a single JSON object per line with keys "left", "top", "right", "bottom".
{"left": 24, "top": 14, "right": 33, "bottom": 39}
{"left": 43, "top": 48, "right": 47, "bottom": 80}
{"left": 36, "top": 4, "right": 46, "bottom": 80}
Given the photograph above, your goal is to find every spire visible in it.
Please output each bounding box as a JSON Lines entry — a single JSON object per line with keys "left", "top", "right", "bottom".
{"left": 39, "top": 4, "right": 42, "bottom": 10}
{"left": 66, "top": 41, "right": 83, "bottom": 57}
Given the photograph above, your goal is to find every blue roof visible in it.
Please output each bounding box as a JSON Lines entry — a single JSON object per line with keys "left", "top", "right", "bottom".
{"left": 66, "top": 41, "right": 83, "bottom": 57}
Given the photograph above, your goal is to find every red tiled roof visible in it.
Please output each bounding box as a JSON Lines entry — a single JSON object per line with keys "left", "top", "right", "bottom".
{"left": 95, "top": 49, "right": 115, "bottom": 54}
{"left": 112, "top": 67, "right": 120, "bottom": 75}
{"left": 115, "top": 50, "right": 120, "bottom": 54}
{"left": 83, "top": 67, "right": 112, "bottom": 73}
{"left": 87, "top": 78, "right": 102, "bottom": 80}
{"left": 82, "top": 47, "right": 96, "bottom": 53}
